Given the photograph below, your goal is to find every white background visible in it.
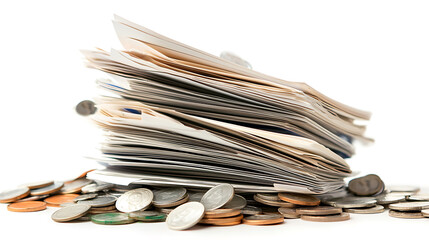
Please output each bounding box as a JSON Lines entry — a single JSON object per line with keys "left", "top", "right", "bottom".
{"left": 0, "top": 0, "right": 428, "bottom": 239}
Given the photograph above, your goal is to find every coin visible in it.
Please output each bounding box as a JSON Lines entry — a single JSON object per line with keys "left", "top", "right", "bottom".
{"left": 78, "top": 195, "right": 117, "bottom": 207}
{"left": 16, "top": 194, "right": 50, "bottom": 202}
{"left": 213, "top": 220, "right": 242, "bottom": 226}
{"left": 278, "top": 207, "right": 300, "bottom": 219}
{"left": 60, "top": 203, "right": 77, "bottom": 207}
{"left": 153, "top": 187, "right": 187, "bottom": 206}
{"left": 204, "top": 209, "right": 242, "bottom": 219}
{"left": 201, "top": 184, "right": 234, "bottom": 211}
{"left": 76, "top": 100, "right": 97, "bottom": 116}
{"left": 81, "top": 183, "right": 113, "bottom": 193}
{"left": 115, "top": 188, "right": 153, "bottom": 213}
{"left": 91, "top": 212, "right": 136, "bottom": 225}
{"left": 278, "top": 192, "right": 320, "bottom": 206}
{"left": 153, "top": 194, "right": 189, "bottom": 208}
{"left": 344, "top": 205, "right": 385, "bottom": 214}
{"left": 22, "top": 180, "right": 54, "bottom": 190}
{"left": 421, "top": 209, "right": 429, "bottom": 217}
{"left": 389, "top": 201, "right": 429, "bottom": 211}
{"left": 158, "top": 208, "right": 174, "bottom": 214}
{"left": 166, "top": 202, "right": 205, "bottom": 230}
{"left": 0, "top": 187, "right": 30, "bottom": 203}
{"left": 242, "top": 214, "right": 284, "bottom": 225}
{"left": 91, "top": 205, "right": 117, "bottom": 211}
{"left": 389, "top": 210, "right": 424, "bottom": 219}
{"left": 254, "top": 194, "right": 296, "bottom": 207}
{"left": 301, "top": 212, "right": 350, "bottom": 222}
{"left": 31, "top": 182, "right": 64, "bottom": 196}
{"left": 348, "top": 174, "right": 384, "bottom": 196}
{"left": 44, "top": 194, "right": 80, "bottom": 207}
{"left": 89, "top": 209, "right": 119, "bottom": 214}
{"left": 129, "top": 211, "right": 167, "bottom": 222}
{"left": 188, "top": 192, "right": 205, "bottom": 202}
{"left": 74, "top": 193, "right": 98, "bottom": 202}
{"left": 325, "top": 197, "right": 376, "bottom": 208}
{"left": 376, "top": 194, "right": 406, "bottom": 205}
{"left": 296, "top": 206, "right": 342, "bottom": 216}
{"left": 407, "top": 194, "right": 429, "bottom": 201}
{"left": 51, "top": 204, "right": 91, "bottom": 222}
{"left": 199, "top": 214, "right": 243, "bottom": 224}
{"left": 241, "top": 205, "right": 262, "bottom": 215}
{"left": 222, "top": 194, "right": 247, "bottom": 210}
{"left": 255, "top": 193, "right": 280, "bottom": 201}
{"left": 388, "top": 185, "right": 420, "bottom": 193}
{"left": 7, "top": 201, "right": 47, "bottom": 212}
{"left": 60, "top": 179, "right": 93, "bottom": 194}
{"left": 77, "top": 214, "right": 92, "bottom": 221}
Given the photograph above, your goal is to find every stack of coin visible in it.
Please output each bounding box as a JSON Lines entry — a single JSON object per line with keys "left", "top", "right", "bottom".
{"left": 200, "top": 209, "right": 243, "bottom": 226}
{"left": 388, "top": 201, "right": 429, "bottom": 219}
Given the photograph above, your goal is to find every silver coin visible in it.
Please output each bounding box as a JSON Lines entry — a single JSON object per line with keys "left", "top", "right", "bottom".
{"left": 344, "top": 205, "right": 385, "bottom": 214}
{"left": 129, "top": 210, "right": 160, "bottom": 217}
{"left": 52, "top": 204, "right": 91, "bottom": 222}
{"left": 245, "top": 213, "right": 283, "bottom": 220}
{"left": 74, "top": 193, "right": 98, "bottom": 202}
{"left": 76, "top": 100, "right": 96, "bottom": 116}
{"left": 21, "top": 180, "right": 54, "bottom": 189}
{"left": 200, "top": 184, "right": 234, "bottom": 211}
{"left": 153, "top": 187, "right": 187, "bottom": 206}
{"left": 78, "top": 195, "right": 117, "bottom": 207}
{"left": 388, "top": 185, "right": 420, "bottom": 193}
{"left": 81, "top": 183, "right": 114, "bottom": 193}
{"left": 61, "top": 179, "right": 93, "bottom": 194}
{"left": 389, "top": 209, "right": 424, "bottom": 219}
{"left": 241, "top": 205, "right": 262, "bottom": 215}
{"left": 31, "top": 182, "right": 64, "bottom": 196}
{"left": 16, "top": 194, "right": 50, "bottom": 202}
{"left": 166, "top": 202, "right": 205, "bottom": 230}
{"left": 278, "top": 207, "right": 300, "bottom": 219}
{"left": 60, "top": 202, "right": 77, "bottom": 207}
{"left": 376, "top": 194, "right": 406, "bottom": 205}
{"left": 389, "top": 201, "right": 429, "bottom": 211}
{"left": 188, "top": 192, "right": 205, "bottom": 202}
{"left": 255, "top": 193, "right": 280, "bottom": 201}
{"left": 253, "top": 194, "right": 295, "bottom": 207}
{"left": 115, "top": 188, "right": 153, "bottom": 213}
{"left": 407, "top": 194, "right": 429, "bottom": 201}
{"left": 222, "top": 194, "right": 247, "bottom": 209}
{"left": 326, "top": 197, "right": 377, "bottom": 208}
{"left": 0, "top": 187, "right": 30, "bottom": 203}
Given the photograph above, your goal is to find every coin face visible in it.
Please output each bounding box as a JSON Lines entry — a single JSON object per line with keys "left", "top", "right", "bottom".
{"left": 166, "top": 202, "right": 205, "bottom": 230}
{"left": 301, "top": 212, "right": 350, "bottom": 222}
{"left": 52, "top": 204, "right": 91, "bottom": 222}
{"left": 22, "top": 180, "right": 54, "bottom": 190}
{"left": 296, "top": 206, "right": 342, "bottom": 216}
{"left": 153, "top": 187, "right": 187, "bottom": 206}
{"left": 31, "top": 182, "right": 64, "bottom": 196}
{"left": 91, "top": 213, "right": 135, "bottom": 225}
{"left": 348, "top": 174, "right": 384, "bottom": 196}
{"left": 344, "top": 205, "right": 385, "bottom": 214}
{"left": 243, "top": 214, "right": 284, "bottom": 225}
{"left": 201, "top": 184, "right": 234, "bottom": 211}
{"left": 0, "top": 187, "right": 30, "bottom": 203}
{"left": 7, "top": 201, "right": 47, "bottom": 212}
{"left": 278, "top": 207, "right": 300, "bottom": 219}
{"left": 115, "top": 188, "right": 153, "bottom": 213}
{"left": 389, "top": 201, "right": 429, "bottom": 211}
{"left": 376, "top": 194, "right": 406, "bottom": 205}
{"left": 278, "top": 192, "right": 320, "bottom": 206}
{"left": 60, "top": 179, "right": 93, "bottom": 194}
{"left": 326, "top": 197, "right": 376, "bottom": 208}
{"left": 76, "top": 100, "right": 97, "bottom": 116}
{"left": 78, "top": 195, "right": 117, "bottom": 207}
{"left": 222, "top": 194, "right": 247, "bottom": 210}
{"left": 74, "top": 193, "right": 98, "bottom": 202}
{"left": 389, "top": 210, "right": 424, "bottom": 219}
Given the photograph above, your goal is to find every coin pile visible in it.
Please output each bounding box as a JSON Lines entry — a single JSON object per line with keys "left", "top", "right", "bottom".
{"left": 1, "top": 172, "right": 428, "bottom": 230}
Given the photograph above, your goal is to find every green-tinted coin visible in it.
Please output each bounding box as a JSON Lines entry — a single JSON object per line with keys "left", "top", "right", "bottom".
{"left": 129, "top": 211, "right": 167, "bottom": 222}
{"left": 91, "top": 213, "right": 135, "bottom": 225}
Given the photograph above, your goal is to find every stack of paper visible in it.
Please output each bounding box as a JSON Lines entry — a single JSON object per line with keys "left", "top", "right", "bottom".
{"left": 83, "top": 16, "right": 371, "bottom": 194}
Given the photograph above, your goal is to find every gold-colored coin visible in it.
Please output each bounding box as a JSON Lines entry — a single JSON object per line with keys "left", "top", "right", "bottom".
{"left": 242, "top": 214, "right": 284, "bottom": 225}
{"left": 301, "top": 212, "right": 350, "bottom": 222}
{"left": 204, "top": 209, "right": 242, "bottom": 219}
{"left": 278, "top": 192, "right": 320, "bottom": 206}
{"left": 7, "top": 201, "right": 47, "bottom": 212}
{"left": 199, "top": 214, "right": 243, "bottom": 225}
{"left": 389, "top": 210, "right": 424, "bottom": 219}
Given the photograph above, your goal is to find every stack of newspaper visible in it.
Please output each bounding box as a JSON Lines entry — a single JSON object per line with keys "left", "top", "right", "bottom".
{"left": 83, "top": 16, "right": 371, "bottom": 194}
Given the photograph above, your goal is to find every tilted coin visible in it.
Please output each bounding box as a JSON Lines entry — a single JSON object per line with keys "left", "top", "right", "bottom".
{"left": 389, "top": 201, "right": 429, "bottom": 211}
{"left": 255, "top": 193, "right": 280, "bottom": 201}
{"left": 158, "top": 208, "right": 174, "bottom": 214}
{"left": 60, "top": 203, "right": 77, "bottom": 207}
{"left": 278, "top": 192, "right": 320, "bottom": 206}
{"left": 78, "top": 195, "right": 117, "bottom": 207}
{"left": 153, "top": 187, "right": 187, "bottom": 206}
{"left": 420, "top": 209, "right": 429, "bottom": 217}
{"left": 7, "top": 201, "right": 47, "bottom": 212}
{"left": 91, "top": 205, "right": 117, "bottom": 211}
{"left": 115, "top": 188, "right": 153, "bottom": 213}
{"left": 81, "top": 183, "right": 114, "bottom": 193}
{"left": 76, "top": 100, "right": 97, "bottom": 116}
{"left": 241, "top": 205, "right": 262, "bottom": 215}
{"left": 22, "top": 180, "right": 54, "bottom": 190}
{"left": 344, "top": 205, "right": 385, "bottom": 214}
{"left": 387, "top": 185, "right": 420, "bottom": 193}
{"left": 199, "top": 214, "right": 243, "bottom": 224}
{"left": 389, "top": 210, "right": 424, "bottom": 219}
{"left": 44, "top": 194, "right": 80, "bottom": 207}
{"left": 74, "top": 193, "right": 98, "bottom": 202}
{"left": 0, "top": 187, "right": 30, "bottom": 203}
{"left": 301, "top": 212, "right": 350, "bottom": 222}
{"left": 166, "top": 202, "right": 205, "bottom": 230}
{"left": 348, "top": 174, "right": 385, "bottom": 196}
{"left": 325, "top": 197, "right": 376, "bottom": 208}
{"left": 376, "top": 194, "right": 406, "bottom": 205}
{"left": 242, "top": 214, "right": 284, "bottom": 225}
{"left": 296, "top": 206, "right": 342, "bottom": 216}
{"left": 254, "top": 195, "right": 295, "bottom": 207}
{"left": 60, "top": 179, "right": 93, "bottom": 194}
{"left": 89, "top": 209, "right": 119, "bottom": 214}
{"left": 16, "top": 194, "right": 50, "bottom": 202}
{"left": 51, "top": 204, "right": 91, "bottom": 222}
{"left": 188, "top": 192, "right": 205, "bottom": 202}
{"left": 91, "top": 213, "right": 135, "bottom": 225}
{"left": 407, "top": 194, "right": 429, "bottom": 201}
{"left": 201, "top": 184, "right": 234, "bottom": 211}
{"left": 153, "top": 194, "right": 189, "bottom": 208}
{"left": 222, "top": 194, "right": 247, "bottom": 209}
{"left": 204, "top": 209, "right": 242, "bottom": 219}
{"left": 31, "top": 182, "right": 64, "bottom": 196}
{"left": 278, "top": 207, "right": 300, "bottom": 219}
{"left": 129, "top": 211, "right": 167, "bottom": 222}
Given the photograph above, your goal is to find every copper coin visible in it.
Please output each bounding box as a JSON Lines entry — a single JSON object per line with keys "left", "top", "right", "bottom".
{"left": 212, "top": 220, "right": 241, "bottom": 226}
{"left": 301, "top": 212, "right": 350, "bottom": 222}
{"left": 200, "top": 214, "right": 243, "bottom": 224}
{"left": 254, "top": 195, "right": 295, "bottom": 207}
{"left": 296, "top": 206, "right": 342, "bottom": 216}
{"left": 204, "top": 209, "right": 242, "bottom": 219}
{"left": 44, "top": 194, "right": 80, "bottom": 206}
{"left": 389, "top": 210, "right": 424, "bottom": 219}
{"left": 255, "top": 193, "right": 280, "bottom": 201}
{"left": 243, "top": 214, "right": 284, "bottom": 225}
{"left": 278, "top": 207, "right": 300, "bottom": 219}
{"left": 344, "top": 205, "right": 385, "bottom": 214}
{"left": 0, "top": 187, "right": 30, "bottom": 203}
{"left": 7, "top": 201, "right": 47, "bottom": 212}
{"left": 278, "top": 192, "right": 320, "bottom": 206}
{"left": 348, "top": 174, "right": 384, "bottom": 196}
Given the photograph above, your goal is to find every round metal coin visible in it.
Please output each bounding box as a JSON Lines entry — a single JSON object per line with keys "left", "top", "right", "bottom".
{"left": 31, "top": 182, "right": 64, "bottom": 196}
{"left": 201, "top": 184, "right": 234, "bottom": 211}
{"left": 204, "top": 209, "right": 242, "bottom": 219}
{"left": 166, "top": 202, "right": 205, "bottom": 230}
{"left": 254, "top": 195, "right": 295, "bottom": 207}
{"left": 389, "top": 201, "right": 429, "bottom": 211}
{"left": 44, "top": 194, "right": 80, "bottom": 207}
{"left": 60, "top": 179, "right": 93, "bottom": 194}
{"left": 76, "top": 100, "right": 97, "bottom": 116}
{"left": 326, "top": 197, "right": 376, "bottom": 208}
{"left": 7, "top": 201, "right": 47, "bottom": 212}
{"left": 153, "top": 187, "right": 187, "bottom": 206}
{"left": 222, "top": 194, "right": 247, "bottom": 209}
{"left": 376, "top": 194, "right": 406, "bottom": 205}
{"left": 255, "top": 193, "right": 280, "bottom": 201}
{"left": 91, "top": 213, "right": 135, "bottom": 225}
{"left": 278, "top": 192, "right": 320, "bottom": 206}
{"left": 74, "top": 193, "right": 98, "bottom": 202}
{"left": 420, "top": 209, "right": 429, "bottom": 217}
{"left": 115, "top": 188, "right": 153, "bottom": 213}
{"left": 22, "top": 180, "right": 54, "bottom": 190}
{"left": 278, "top": 207, "right": 300, "bottom": 219}
{"left": 296, "top": 206, "right": 342, "bottom": 216}
{"left": 389, "top": 210, "right": 424, "bottom": 219}
{"left": 344, "top": 205, "right": 385, "bottom": 214}
{"left": 301, "top": 212, "right": 350, "bottom": 222}
{"left": 0, "top": 187, "right": 30, "bottom": 203}
{"left": 241, "top": 205, "right": 262, "bottom": 215}
{"left": 51, "top": 204, "right": 91, "bottom": 222}
{"left": 243, "top": 214, "right": 284, "bottom": 225}
{"left": 78, "top": 195, "right": 117, "bottom": 207}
